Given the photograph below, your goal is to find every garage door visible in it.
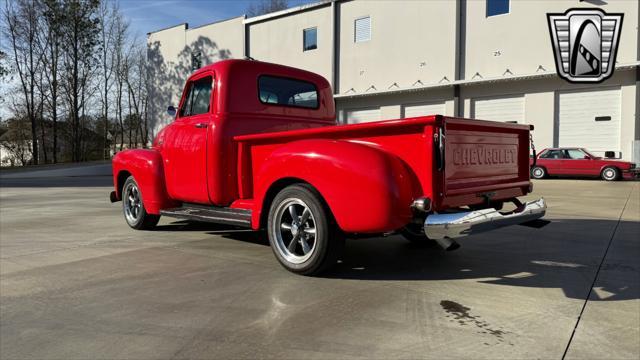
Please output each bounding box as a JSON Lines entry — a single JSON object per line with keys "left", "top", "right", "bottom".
{"left": 345, "top": 108, "right": 381, "bottom": 124}
{"left": 558, "top": 87, "right": 621, "bottom": 156}
{"left": 472, "top": 95, "right": 525, "bottom": 123}
{"left": 402, "top": 102, "right": 446, "bottom": 118}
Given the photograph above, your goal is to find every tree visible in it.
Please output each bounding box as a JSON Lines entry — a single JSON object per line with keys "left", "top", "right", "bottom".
{"left": 112, "top": 12, "right": 129, "bottom": 152}
{"left": 0, "top": 116, "right": 33, "bottom": 166}
{"left": 124, "top": 44, "right": 149, "bottom": 148}
{"left": 3, "top": 0, "right": 46, "bottom": 164}
{"left": 60, "top": 0, "right": 100, "bottom": 162}
{"left": 0, "top": 50, "right": 10, "bottom": 120}
{"left": 38, "top": 0, "right": 64, "bottom": 163}
{"left": 1, "top": 0, "right": 144, "bottom": 165}
{"left": 0, "top": 50, "right": 8, "bottom": 79}
{"left": 97, "top": 0, "right": 117, "bottom": 159}
{"left": 246, "top": 0, "right": 288, "bottom": 17}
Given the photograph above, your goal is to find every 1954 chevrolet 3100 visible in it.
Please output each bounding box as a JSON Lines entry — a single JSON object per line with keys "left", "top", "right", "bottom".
{"left": 110, "top": 59, "right": 546, "bottom": 275}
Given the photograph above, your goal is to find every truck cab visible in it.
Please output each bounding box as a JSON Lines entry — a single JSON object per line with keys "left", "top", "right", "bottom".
{"left": 154, "top": 60, "right": 336, "bottom": 206}
{"left": 111, "top": 59, "right": 546, "bottom": 275}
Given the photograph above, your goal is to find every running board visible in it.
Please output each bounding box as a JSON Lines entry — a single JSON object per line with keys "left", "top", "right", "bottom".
{"left": 160, "top": 203, "right": 252, "bottom": 227}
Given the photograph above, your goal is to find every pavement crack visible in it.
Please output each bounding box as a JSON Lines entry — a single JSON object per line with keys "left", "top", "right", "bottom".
{"left": 560, "top": 185, "right": 634, "bottom": 359}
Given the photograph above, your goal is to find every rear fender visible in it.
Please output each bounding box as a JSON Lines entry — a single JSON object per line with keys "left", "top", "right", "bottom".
{"left": 253, "top": 139, "right": 417, "bottom": 233}
{"left": 111, "top": 149, "right": 177, "bottom": 214}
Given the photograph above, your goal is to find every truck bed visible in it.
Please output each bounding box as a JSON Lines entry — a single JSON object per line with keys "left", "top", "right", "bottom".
{"left": 234, "top": 115, "right": 532, "bottom": 211}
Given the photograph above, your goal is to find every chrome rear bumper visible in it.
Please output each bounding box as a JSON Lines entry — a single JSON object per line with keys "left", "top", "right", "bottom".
{"left": 424, "top": 198, "right": 546, "bottom": 241}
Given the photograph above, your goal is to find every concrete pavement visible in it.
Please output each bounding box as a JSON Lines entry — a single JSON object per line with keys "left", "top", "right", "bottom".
{"left": 0, "top": 175, "right": 638, "bottom": 359}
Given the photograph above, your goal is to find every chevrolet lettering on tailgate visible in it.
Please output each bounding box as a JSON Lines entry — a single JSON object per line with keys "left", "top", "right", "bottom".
{"left": 453, "top": 146, "right": 517, "bottom": 166}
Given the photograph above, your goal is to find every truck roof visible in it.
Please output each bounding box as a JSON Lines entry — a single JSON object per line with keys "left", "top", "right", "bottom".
{"left": 191, "top": 59, "right": 323, "bottom": 81}
{"left": 188, "top": 59, "right": 335, "bottom": 122}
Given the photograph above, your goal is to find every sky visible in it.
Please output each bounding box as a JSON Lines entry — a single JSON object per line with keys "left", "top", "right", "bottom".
{"left": 120, "top": 0, "right": 319, "bottom": 40}
{"left": 0, "top": 0, "right": 318, "bottom": 120}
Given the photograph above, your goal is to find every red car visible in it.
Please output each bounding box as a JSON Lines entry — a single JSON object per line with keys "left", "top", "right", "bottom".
{"left": 530, "top": 147, "right": 638, "bottom": 181}
{"left": 110, "top": 59, "right": 546, "bottom": 275}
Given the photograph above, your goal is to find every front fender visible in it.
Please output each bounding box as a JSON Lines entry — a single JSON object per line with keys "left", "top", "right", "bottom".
{"left": 253, "top": 139, "right": 418, "bottom": 233}
{"left": 112, "top": 149, "right": 177, "bottom": 214}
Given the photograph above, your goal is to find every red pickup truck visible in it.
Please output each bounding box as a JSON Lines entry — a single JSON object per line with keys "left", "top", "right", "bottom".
{"left": 111, "top": 59, "right": 546, "bottom": 275}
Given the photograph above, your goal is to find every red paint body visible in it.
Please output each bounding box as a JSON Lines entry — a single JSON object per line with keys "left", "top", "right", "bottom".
{"left": 112, "top": 60, "right": 535, "bottom": 233}
{"left": 532, "top": 148, "right": 637, "bottom": 180}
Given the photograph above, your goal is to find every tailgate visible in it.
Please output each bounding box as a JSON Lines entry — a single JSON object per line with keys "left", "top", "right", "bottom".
{"left": 439, "top": 117, "right": 531, "bottom": 207}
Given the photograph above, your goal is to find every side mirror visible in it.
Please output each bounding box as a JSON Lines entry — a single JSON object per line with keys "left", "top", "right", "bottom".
{"left": 167, "top": 106, "right": 176, "bottom": 117}
{"left": 583, "top": 155, "right": 591, "bottom": 159}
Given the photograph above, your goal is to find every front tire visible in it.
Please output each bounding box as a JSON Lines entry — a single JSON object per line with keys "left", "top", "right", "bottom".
{"left": 122, "top": 176, "right": 160, "bottom": 230}
{"left": 267, "top": 184, "right": 343, "bottom": 275}
{"left": 601, "top": 167, "right": 620, "bottom": 181}
{"left": 531, "top": 166, "right": 547, "bottom": 179}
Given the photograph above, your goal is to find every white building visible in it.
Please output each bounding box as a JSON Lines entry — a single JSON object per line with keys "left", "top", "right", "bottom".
{"left": 147, "top": 0, "right": 639, "bottom": 162}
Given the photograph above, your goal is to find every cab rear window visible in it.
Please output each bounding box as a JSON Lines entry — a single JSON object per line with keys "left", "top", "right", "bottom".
{"left": 258, "top": 75, "right": 319, "bottom": 109}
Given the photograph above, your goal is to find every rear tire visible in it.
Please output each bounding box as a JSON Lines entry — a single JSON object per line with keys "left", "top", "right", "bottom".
{"left": 267, "top": 184, "right": 344, "bottom": 275}
{"left": 531, "top": 166, "right": 547, "bottom": 179}
{"left": 122, "top": 176, "right": 160, "bottom": 230}
{"left": 601, "top": 167, "right": 620, "bottom": 181}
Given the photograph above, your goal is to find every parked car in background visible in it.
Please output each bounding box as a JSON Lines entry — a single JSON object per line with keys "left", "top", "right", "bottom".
{"left": 530, "top": 147, "right": 638, "bottom": 181}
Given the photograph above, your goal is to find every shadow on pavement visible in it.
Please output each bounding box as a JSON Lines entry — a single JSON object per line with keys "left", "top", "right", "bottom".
{"left": 157, "top": 218, "right": 639, "bottom": 302}
{"left": 156, "top": 220, "right": 268, "bottom": 246}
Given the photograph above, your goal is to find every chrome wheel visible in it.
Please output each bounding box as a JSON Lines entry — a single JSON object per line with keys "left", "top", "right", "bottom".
{"left": 124, "top": 182, "right": 142, "bottom": 225}
{"left": 272, "top": 198, "right": 318, "bottom": 264}
{"left": 602, "top": 167, "right": 617, "bottom": 181}
{"left": 531, "top": 166, "right": 545, "bottom": 179}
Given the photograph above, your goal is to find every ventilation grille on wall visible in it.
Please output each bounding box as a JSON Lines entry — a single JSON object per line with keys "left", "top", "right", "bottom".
{"left": 355, "top": 16, "right": 371, "bottom": 43}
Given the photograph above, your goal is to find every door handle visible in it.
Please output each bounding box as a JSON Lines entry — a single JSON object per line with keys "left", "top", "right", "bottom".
{"left": 194, "top": 123, "right": 207, "bottom": 128}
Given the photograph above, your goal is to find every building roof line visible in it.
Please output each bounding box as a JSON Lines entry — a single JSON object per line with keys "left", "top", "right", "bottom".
{"left": 147, "top": 1, "right": 334, "bottom": 36}
{"left": 243, "top": 0, "right": 333, "bottom": 25}
{"left": 334, "top": 62, "right": 640, "bottom": 99}
{"left": 147, "top": 22, "right": 187, "bottom": 37}
{"left": 187, "top": 15, "right": 246, "bottom": 31}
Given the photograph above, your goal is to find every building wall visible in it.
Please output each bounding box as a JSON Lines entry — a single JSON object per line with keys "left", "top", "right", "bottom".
{"left": 186, "top": 17, "right": 245, "bottom": 67}
{"left": 337, "top": 0, "right": 456, "bottom": 94}
{"left": 147, "top": 24, "right": 188, "bottom": 136}
{"left": 247, "top": 4, "right": 333, "bottom": 82}
{"left": 464, "top": 0, "right": 638, "bottom": 80}
{"left": 336, "top": 87, "right": 455, "bottom": 123}
{"left": 460, "top": 69, "right": 636, "bottom": 157}
{"left": 147, "top": 17, "right": 244, "bottom": 136}
{"left": 146, "top": 0, "right": 639, "bottom": 160}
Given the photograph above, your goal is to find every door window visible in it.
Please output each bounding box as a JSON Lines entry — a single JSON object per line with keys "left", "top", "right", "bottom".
{"left": 180, "top": 76, "right": 213, "bottom": 117}
{"left": 564, "top": 149, "right": 587, "bottom": 159}
{"left": 539, "top": 150, "right": 564, "bottom": 159}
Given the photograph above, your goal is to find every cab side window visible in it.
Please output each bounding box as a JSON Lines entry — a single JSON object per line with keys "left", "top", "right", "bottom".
{"left": 180, "top": 76, "right": 213, "bottom": 117}
{"left": 540, "top": 150, "right": 564, "bottom": 159}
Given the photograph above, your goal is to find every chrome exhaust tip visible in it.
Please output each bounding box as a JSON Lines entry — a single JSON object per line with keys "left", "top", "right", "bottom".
{"left": 434, "top": 237, "right": 460, "bottom": 251}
